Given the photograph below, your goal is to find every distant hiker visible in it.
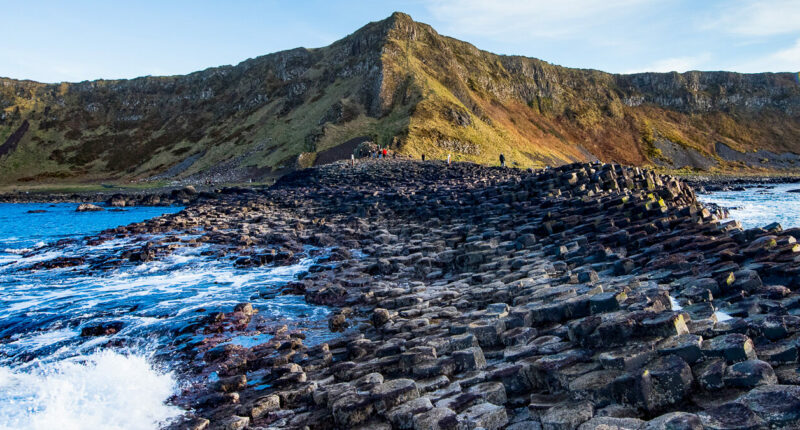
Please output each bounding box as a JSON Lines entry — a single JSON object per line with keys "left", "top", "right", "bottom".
{"left": 351, "top": 154, "right": 355, "bottom": 167}
{"left": 422, "top": 154, "right": 426, "bottom": 162}
{"left": 447, "top": 154, "right": 451, "bottom": 165}
{"left": 499, "top": 153, "right": 506, "bottom": 167}
{"left": 382, "top": 148, "right": 388, "bottom": 157}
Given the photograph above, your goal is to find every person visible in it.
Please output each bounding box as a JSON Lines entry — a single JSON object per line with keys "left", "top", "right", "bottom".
{"left": 447, "top": 154, "right": 451, "bottom": 165}
{"left": 351, "top": 154, "right": 355, "bottom": 167}
{"left": 422, "top": 154, "right": 426, "bottom": 162}
{"left": 382, "top": 148, "right": 388, "bottom": 158}
{"left": 499, "top": 153, "right": 506, "bottom": 167}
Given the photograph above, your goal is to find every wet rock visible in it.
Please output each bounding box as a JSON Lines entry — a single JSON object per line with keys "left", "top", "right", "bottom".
{"left": 233, "top": 302, "right": 255, "bottom": 317}
{"left": 76, "top": 203, "right": 104, "bottom": 212}
{"left": 328, "top": 311, "right": 349, "bottom": 332}
{"left": 80, "top": 322, "right": 124, "bottom": 337}
{"left": 181, "top": 417, "right": 210, "bottom": 430}
{"left": 213, "top": 374, "right": 247, "bottom": 393}
{"left": 217, "top": 415, "right": 249, "bottom": 430}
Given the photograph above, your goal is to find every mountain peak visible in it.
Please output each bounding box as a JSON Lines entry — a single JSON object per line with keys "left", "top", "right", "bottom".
{"left": 1, "top": 14, "right": 800, "bottom": 186}
{"left": 388, "top": 11, "right": 414, "bottom": 23}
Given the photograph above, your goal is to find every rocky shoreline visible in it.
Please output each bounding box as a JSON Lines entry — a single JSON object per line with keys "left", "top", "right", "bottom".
{"left": 684, "top": 175, "right": 800, "bottom": 194}
{"left": 19, "top": 159, "right": 800, "bottom": 429}
{"left": 0, "top": 185, "right": 226, "bottom": 206}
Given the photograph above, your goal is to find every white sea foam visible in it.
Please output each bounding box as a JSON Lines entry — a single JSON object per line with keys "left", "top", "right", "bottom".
{"left": 699, "top": 183, "right": 800, "bottom": 229}
{"left": 2, "top": 247, "right": 32, "bottom": 255}
{"left": 0, "top": 350, "right": 181, "bottom": 430}
{"left": 668, "top": 296, "right": 683, "bottom": 311}
{"left": 714, "top": 310, "right": 734, "bottom": 322}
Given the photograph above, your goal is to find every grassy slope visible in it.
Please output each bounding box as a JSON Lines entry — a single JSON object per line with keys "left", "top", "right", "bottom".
{"left": 1, "top": 13, "right": 799, "bottom": 187}
{"left": 379, "top": 16, "right": 800, "bottom": 171}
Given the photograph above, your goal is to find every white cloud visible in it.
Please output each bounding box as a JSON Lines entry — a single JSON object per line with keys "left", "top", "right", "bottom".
{"left": 424, "top": 0, "right": 655, "bottom": 39}
{"left": 624, "top": 54, "right": 711, "bottom": 73}
{"left": 705, "top": 0, "right": 800, "bottom": 36}
{"left": 730, "top": 38, "right": 800, "bottom": 72}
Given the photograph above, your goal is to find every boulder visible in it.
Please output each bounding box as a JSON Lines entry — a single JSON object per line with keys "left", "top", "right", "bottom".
{"left": 642, "top": 412, "right": 702, "bottom": 430}
{"left": 541, "top": 401, "right": 594, "bottom": 430}
{"left": 637, "top": 355, "right": 693, "bottom": 413}
{"left": 413, "top": 407, "right": 458, "bottom": 430}
{"left": 388, "top": 397, "right": 434, "bottom": 429}
{"left": 372, "top": 379, "right": 420, "bottom": 412}
{"left": 456, "top": 402, "right": 508, "bottom": 430}
{"left": 736, "top": 385, "right": 800, "bottom": 427}
{"left": 723, "top": 360, "right": 777, "bottom": 388}
{"left": 698, "top": 402, "right": 764, "bottom": 430}
{"left": 76, "top": 203, "right": 104, "bottom": 212}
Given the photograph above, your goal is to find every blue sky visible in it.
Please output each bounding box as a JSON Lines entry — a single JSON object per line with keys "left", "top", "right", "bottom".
{"left": 3, "top": 0, "right": 799, "bottom": 83}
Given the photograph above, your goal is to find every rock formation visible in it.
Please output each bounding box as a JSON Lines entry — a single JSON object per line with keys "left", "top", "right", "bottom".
{"left": 27, "top": 158, "right": 800, "bottom": 429}
{"left": 1, "top": 13, "right": 799, "bottom": 185}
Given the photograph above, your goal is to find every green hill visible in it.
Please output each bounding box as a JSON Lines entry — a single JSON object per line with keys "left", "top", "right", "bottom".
{"left": 1, "top": 12, "right": 799, "bottom": 185}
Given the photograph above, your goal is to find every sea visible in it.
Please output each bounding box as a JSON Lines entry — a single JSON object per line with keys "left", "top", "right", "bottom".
{"left": 0, "top": 184, "right": 796, "bottom": 429}
{"left": 0, "top": 203, "right": 331, "bottom": 430}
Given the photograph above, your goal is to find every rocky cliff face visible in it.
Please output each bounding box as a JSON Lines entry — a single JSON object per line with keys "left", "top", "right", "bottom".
{"left": 1, "top": 12, "right": 799, "bottom": 184}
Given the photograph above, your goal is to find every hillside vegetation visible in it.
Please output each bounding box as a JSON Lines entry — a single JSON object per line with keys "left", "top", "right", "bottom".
{"left": 1, "top": 13, "right": 799, "bottom": 185}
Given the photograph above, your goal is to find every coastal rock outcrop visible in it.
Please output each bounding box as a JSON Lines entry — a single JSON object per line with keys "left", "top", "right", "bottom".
{"left": 46, "top": 159, "right": 800, "bottom": 429}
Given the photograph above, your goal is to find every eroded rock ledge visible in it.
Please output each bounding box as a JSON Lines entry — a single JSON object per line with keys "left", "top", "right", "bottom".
{"left": 101, "top": 159, "right": 800, "bottom": 430}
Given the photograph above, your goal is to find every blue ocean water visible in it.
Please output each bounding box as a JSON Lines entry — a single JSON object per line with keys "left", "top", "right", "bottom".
{"left": 0, "top": 203, "right": 185, "bottom": 251}
{"left": 0, "top": 203, "right": 331, "bottom": 429}
{"left": 3, "top": 183, "right": 791, "bottom": 428}
{"left": 697, "top": 183, "right": 800, "bottom": 229}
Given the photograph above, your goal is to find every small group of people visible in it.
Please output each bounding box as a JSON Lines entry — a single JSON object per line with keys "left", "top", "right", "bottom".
{"left": 418, "top": 152, "right": 505, "bottom": 167}
{"left": 370, "top": 148, "right": 390, "bottom": 159}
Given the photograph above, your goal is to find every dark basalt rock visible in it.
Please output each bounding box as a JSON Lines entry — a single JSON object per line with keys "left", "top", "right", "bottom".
{"left": 80, "top": 321, "right": 124, "bottom": 337}
{"left": 723, "top": 360, "right": 777, "bottom": 388}
{"left": 698, "top": 402, "right": 765, "bottom": 430}
{"left": 40, "top": 160, "right": 800, "bottom": 429}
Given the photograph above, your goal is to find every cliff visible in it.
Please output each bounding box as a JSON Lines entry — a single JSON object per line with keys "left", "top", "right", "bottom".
{"left": 1, "top": 12, "right": 799, "bottom": 184}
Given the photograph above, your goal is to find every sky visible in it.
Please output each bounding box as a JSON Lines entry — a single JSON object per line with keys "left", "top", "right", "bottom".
{"left": 2, "top": 0, "right": 799, "bottom": 83}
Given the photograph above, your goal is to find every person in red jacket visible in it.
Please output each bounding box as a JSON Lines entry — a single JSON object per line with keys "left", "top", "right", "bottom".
{"left": 382, "top": 148, "right": 388, "bottom": 157}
